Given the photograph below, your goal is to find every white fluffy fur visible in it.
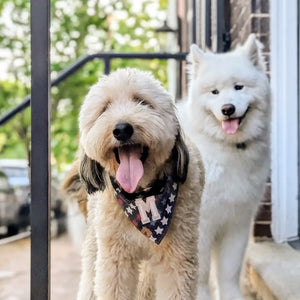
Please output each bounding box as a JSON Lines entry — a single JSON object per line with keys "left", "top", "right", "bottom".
{"left": 77, "top": 68, "right": 205, "bottom": 299}
{"left": 178, "top": 34, "right": 271, "bottom": 300}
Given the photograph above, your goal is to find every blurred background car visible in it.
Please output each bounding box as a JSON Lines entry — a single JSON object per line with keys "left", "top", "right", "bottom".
{"left": 0, "top": 168, "right": 20, "bottom": 236}
{"left": 0, "top": 159, "right": 66, "bottom": 237}
{"left": 0, "top": 159, "right": 30, "bottom": 234}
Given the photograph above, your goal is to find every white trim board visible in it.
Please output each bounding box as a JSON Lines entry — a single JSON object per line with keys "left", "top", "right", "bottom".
{"left": 270, "top": 0, "right": 299, "bottom": 242}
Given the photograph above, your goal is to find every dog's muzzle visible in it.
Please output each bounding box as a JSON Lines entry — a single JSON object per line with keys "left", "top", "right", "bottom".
{"left": 112, "top": 122, "right": 151, "bottom": 193}
{"left": 221, "top": 106, "right": 250, "bottom": 135}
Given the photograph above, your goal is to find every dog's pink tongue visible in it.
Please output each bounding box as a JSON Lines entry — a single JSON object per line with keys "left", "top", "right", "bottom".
{"left": 222, "top": 118, "right": 239, "bottom": 135}
{"left": 116, "top": 146, "right": 144, "bottom": 193}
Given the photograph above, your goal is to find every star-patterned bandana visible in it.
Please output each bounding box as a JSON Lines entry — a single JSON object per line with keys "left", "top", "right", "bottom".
{"left": 111, "top": 175, "right": 178, "bottom": 245}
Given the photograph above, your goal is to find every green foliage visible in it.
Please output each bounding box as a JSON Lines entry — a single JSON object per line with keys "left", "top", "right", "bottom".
{"left": 0, "top": 80, "right": 31, "bottom": 159}
{"left": 0, "top": 0, "right": 167, "bottom": 171}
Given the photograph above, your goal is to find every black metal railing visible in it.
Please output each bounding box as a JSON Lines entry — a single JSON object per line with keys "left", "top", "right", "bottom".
{"left": 0, "top": 52, "right": 187, "bottom": 127}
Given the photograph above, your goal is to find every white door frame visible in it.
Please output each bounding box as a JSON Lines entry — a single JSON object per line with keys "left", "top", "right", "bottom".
{"left": 270, "top": 0, "right": 299, "bottom": 242}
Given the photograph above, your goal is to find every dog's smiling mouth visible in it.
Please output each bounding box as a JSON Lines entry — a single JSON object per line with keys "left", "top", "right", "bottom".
{"left": 114, "top": 145, "right": 148, "bottom": 164}
{"left": 114, "top": 145, "right": 149, "bottom": 193}
{"left": 221, "top": 107, "right": 250, "bottom": 135}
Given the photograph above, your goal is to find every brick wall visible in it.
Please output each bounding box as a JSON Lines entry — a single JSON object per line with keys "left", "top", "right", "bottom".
{"left": 178, "top": 0, "right": 272, "bottom": 237}
{"left": 230, "top": 0, "right": 270, "bottom": 71}
{"left": 230, "top": 0, "right": 272, "bottom": 238}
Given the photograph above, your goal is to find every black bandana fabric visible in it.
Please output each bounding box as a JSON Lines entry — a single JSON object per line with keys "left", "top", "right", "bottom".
{"left": 112, "top": 175, "right": 178, "bottom": 245}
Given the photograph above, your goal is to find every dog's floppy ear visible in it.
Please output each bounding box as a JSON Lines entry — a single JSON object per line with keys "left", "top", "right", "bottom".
{"left": 171, "top": 132, "right": 189, "bottom": 184}
{"left": 80, "top": 154, "right": 105, "bottom": 194}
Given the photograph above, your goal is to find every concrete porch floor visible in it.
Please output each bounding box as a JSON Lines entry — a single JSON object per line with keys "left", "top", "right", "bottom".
{"left": 1, "top": 232, "right": 299, "bottom": 299}
{"left": 245, "top": 241, "right": 300, "bottom": 300}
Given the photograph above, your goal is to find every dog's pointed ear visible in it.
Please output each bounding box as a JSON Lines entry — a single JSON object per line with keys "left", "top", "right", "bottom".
{"left": 171, "top": 132, "right": 189, "bottom": 184}
{"left": 80, "top": 154, "right": 105, "bottom": 194}
{"left": 188, "top": 44, "right": 205, "bottom": 77}
{"left": 243, "top": 34, "right": 266, "bottom": 72}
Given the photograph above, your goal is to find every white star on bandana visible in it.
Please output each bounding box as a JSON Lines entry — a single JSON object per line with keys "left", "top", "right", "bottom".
{"left": 129, "top": 203, "right": 136, "bottom": 209}
{"left": 166, "top": 205, "right": 172, "bottom": 214}
{"left": 169, "top": 193, "right": 176, "bottom": 202}
{"left": 150, "top": 235, "right": 157, "bottom": 242}
{"left": 155, "top": 226, "right": 163, "bottom": 235}
{"left": 161, "top": 216, "right": 168, "bottom": 226}
{"left": 126, "top": 207, "right": 133, "bottom": 214}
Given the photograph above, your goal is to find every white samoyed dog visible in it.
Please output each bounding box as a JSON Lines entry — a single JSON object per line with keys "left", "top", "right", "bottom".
{"left": 178, "top": 34, "right": 271, "bottom": 300}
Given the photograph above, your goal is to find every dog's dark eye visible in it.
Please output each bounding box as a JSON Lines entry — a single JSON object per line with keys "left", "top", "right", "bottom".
{"left": 133, "top": 96, "right": 152, "bottom": 107}
{"left": 211, "top": 89, "right": 219, "bottom": 95}
{"left": 234, "top": 84, "right": 244, "bottom": 90}
{"left": 100, "top": 101, "right": 111, "bottom": 114}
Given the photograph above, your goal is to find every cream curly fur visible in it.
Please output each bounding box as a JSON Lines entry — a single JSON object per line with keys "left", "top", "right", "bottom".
{"left": 77, "top": 68, "right": 205, "bottom": 300}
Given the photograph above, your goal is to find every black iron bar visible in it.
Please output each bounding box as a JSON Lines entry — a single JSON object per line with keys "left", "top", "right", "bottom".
{"left": 205, "top": 0, "right": 212, "bottom": 48}
{"left": 192, "top": 0, "right": 197, "bottom": 43}
{"left": 0, "top": 52, "right": 187, "bottom": 126}
{"left": 0, "top": 95, "right": 30, "bottom": 126}
{"left": 30, "top": 0, "right": 51, "bottom": 298}
{"left": 216, "top": 0, "right": 226, "bottom": 52}
{"left": 104, "top": 56, "right": 111, "bottom": 75}
{"left": 92, "top": 52, "right": 187, "bottom": 60}
{"left": 50, "top": 54, "right": 92, "bottom": 86}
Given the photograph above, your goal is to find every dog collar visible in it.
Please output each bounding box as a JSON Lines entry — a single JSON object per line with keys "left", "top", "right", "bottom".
{"left": 236, "top": 142, "right": 246, "bottom": 150}
{"left": 111, "top": 175, "right": 178, "bottom": 245}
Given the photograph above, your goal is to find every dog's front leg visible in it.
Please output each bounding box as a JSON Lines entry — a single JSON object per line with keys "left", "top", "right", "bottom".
{"left": 197, "top": 233, "right": 212, "bottom": 300}
{"left": 136, "top": 260, "right": 156, "bottom": 300}
{"left": 216, "top": 220, "right": 251, "bottom": 300}
{"left": 93, "top": 239, "right": 139, "bottom": 300}
{"left": 77, "top": 197, "right": 98, "bottom": 300}
{"left": 77, "top": 224, "right": 97, "bottom": 300}
{"left": 154, "top": 240, "right": 199, "bottom": 300}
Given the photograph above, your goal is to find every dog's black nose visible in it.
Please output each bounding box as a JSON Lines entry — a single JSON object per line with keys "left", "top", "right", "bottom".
{"left": 113, "top": 122, "right": 134, "bottom": 141}
{"left": 221, "top": 104, "right": 235, "bottom": 116}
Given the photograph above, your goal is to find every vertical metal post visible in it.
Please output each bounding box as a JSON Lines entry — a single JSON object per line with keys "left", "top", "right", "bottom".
{"left": 297, "top": 0, "right": 300, "bottom": 237}
{"left": 205, "top": 0, "right": 212, "bottom": 48}
{"left": 216, "top": 0, "right": 225, "bottom": 52}
{"left": 30, "top": 0, "right": 51, "bottom": 298}
{"left": 216, "top": 0, "right": 231, "bottom": 52}
{"left": 104, "top": 57, "right": 111, "bottom": 74}
{"left": 192, "top": 0, "right": 197, "bottom": 44}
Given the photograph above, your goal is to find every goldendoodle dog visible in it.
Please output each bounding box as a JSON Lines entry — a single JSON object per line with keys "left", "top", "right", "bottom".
{"left": 71, "top": 68, "right": 204, "bottom": 300}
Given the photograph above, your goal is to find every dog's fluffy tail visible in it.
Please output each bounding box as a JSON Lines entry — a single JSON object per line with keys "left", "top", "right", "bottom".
{"left": 62, "top": 160, "right": 88, "bottom": 217}
{"left": 61, "top": 160, "right": 88, "bottom": 246}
